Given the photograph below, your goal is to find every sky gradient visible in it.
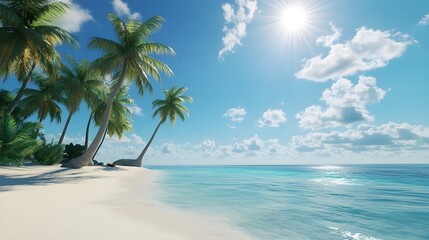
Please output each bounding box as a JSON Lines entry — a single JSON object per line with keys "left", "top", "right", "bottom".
{"left": 3, "top": 0, "right": 429, "bottom": 165}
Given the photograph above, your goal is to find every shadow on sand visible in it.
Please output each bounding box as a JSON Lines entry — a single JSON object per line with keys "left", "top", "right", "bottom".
{"left": 0, "top": 166, "right": 124, "bottom": 192}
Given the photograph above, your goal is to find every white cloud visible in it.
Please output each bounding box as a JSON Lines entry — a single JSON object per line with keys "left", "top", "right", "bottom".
{"left": 112, "top": 0, "right": 141, "bottom": 20}
{"left": 218, "top": 0, "right": 258, "bottom": 60}
{"left": 243, "top": 135, "right": 263, "bottom": 151}
{"left": 54, "top": 0, "right": 93, "bottom": 33}
{"left": 94, "top": 133, "right": 146, "bottom": 162}
{"left": 292, "top": 122, "right": 429, "bottom": 153}
{"left": 224, "top": 107, "right": 247, "bottom": 122}
{"left": 316, "top": 22, "right": 341, "bottom": 47}
{"left": 296, "top": 76, "right": 386, "bottom": 129}
{"left": 200, "top": 139, "right": 216, "bottom": 152}
{"left": 128, "top": 106, "right": 144, "bottom": 116}
{"left": 257, "top": 109, "right": 287, "bottom": 127}
{"left": 419, "top": 13, "right": 429, "bottom": 26}
{"left": 296, "top": 26, "right": 414, "bottom": 82}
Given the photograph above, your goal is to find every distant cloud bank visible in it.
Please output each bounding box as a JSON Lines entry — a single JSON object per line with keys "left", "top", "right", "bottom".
{"left": 296, "top": 26, "right": 415, "bottom": 82}
{"left": 292, "top": 122, "right": 429, "bottom": 153}
{"left": 112, "top": 0, "right": 141, "bottom": 20}
{"left": 218, "top": 0, "right": 258, "bottom": 60}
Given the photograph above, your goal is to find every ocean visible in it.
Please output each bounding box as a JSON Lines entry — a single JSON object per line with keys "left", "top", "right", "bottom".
{"left": 148, "top": 165, "right": 429, "bottom": 240}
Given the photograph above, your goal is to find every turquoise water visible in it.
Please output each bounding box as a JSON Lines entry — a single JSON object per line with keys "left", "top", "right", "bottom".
{"left": 148, "top": 165, "right": 429, "bottom": 240}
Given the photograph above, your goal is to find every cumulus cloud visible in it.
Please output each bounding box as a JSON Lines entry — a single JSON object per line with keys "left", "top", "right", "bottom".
{"left": 128, "top": 105, "right": 144, "bottom": 116}
{"left": 200, "top": 139, "right": 216, "bottom": 152}
{"left": 54, "top": 0, "right": 93, "bottom": 33}
{"left": 296, "top": 26, "right": 414, "bottom": 82}
{"left": 316, "top": 22, "right": 342, "bottom": 47}
{"left": 94, "top": 133, "right": 145, "bottom": 162}
{"left": 218, "top": 0, "right": 258, "bottom": 60}
{"left": 224, "top": 107, "right": 247, "bottom": 122}
{"left": 419, "top": 13, "right": 429, "bottom": 26}
{"left": 257, "top": 109, "right": 287, "bottom": 127}
{"left": 112, "top": 0, "right": 141, "bottom": 20}
{"left": 292, "top": 122, "right": 429, "bottom": 153}
{"left": 296, "top": 76, "right": 386, "bottom": 129}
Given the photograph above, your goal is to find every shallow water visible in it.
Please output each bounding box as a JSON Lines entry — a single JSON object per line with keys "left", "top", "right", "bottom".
{"left": 148, "top": 165, "right": 429, "bottom": 240}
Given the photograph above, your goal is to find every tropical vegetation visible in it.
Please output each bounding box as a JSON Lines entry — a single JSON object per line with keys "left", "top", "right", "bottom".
{"left": 0, "top": 3, "right": 191, "bottom": 168}
{"left": 0, "top": 0, "right": 78, "bottom": 115}
{"left": 114, "top": 87, "right": 192, "bottom": 167}
{"left": 62, "top": 13, "right": 175, "bottom": 168}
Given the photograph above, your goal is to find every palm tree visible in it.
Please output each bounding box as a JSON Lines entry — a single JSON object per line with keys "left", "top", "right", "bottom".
{"left": 114, "top": 87, "right": 192, "bottom": 167}
{"left": 83, "top": 85, "right": 132, "bottom": 150}
{"left": 92, "top": 85, "right": 133, "bottom": 160}
{"left": 0, "top": 0, "right": 78, "bottom": 115}
{"left": 63, "top": 13, "right": 175, "bottom": 168}
{"left": 57, "top": 55, "right": 105, "bottom": 145}
{"left": 19, "top": 73, "right": 64, "bottom": 124}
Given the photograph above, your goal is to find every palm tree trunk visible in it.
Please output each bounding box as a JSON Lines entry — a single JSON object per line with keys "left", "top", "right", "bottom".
{"left": 58, "top": 112, "right": 73, "bottom": 145}
{"left": 93, "top": 127, "right": 108, "bottom": 160}
{"left": 136, "top": 121, "right": 163, "bottom": 166}
{"left": 62, "top": 62, "right": 128, "bottom": 168}
{"left": 6, "top": 62, "right": 36, "bottom": 115}
{"left": 85, "top": 112, "right": 93, "bottom": 149}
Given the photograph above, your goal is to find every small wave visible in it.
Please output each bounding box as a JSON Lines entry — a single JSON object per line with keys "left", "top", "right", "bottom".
{"left": 329, "top": 226, "right": 382, "bottom": 240}
{"left": 310, "top": 178, "right": 359, "bottom": 186}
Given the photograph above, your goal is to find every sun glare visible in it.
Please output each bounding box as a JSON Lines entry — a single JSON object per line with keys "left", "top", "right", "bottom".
{"left": 261, "top": 0, "right": 324, "bottom": 53}
{"left": 280, "top": 6, "right": 308, "bottom": 33}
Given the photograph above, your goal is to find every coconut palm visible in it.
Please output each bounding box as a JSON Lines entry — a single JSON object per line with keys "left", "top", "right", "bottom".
{"left": 83, "top": 85, "right": 132, "bottom": 149}
{"left": 114, "top": 87, "right": 192, "bottom": 167}
{"left": 92, "top": 85, "right": 133, "bottom": 160}
{"left": 0, "top": 0, "right": 78, "bottom": 115}
{"left": 19, "top": 73, "right": 64, "bottom": 124}
{"left": 57, "top": 55, "right": 105, "bottom": 144}
{"left": 63, "top": 13, "right": 174, "bottom": 168}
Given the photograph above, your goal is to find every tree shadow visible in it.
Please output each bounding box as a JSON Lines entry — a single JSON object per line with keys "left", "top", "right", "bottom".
{"left": 0, "top": 167, "right": 101, "bottom": 192}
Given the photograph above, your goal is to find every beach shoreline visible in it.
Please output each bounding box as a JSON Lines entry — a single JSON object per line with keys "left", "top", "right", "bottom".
{"left": 0, "top": 165, "right": 253, "bottom": 240}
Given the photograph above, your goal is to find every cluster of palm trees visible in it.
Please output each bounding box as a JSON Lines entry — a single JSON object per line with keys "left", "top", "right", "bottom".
{"left": 0, "top": 0, "right": 192, "bottom": 168}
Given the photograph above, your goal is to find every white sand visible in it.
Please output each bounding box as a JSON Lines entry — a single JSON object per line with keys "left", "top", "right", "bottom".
{"left": 0, "top": 165, "right": 253, "bottom": 240}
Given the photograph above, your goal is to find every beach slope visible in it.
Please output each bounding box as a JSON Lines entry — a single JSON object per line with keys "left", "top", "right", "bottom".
{"left": 0, "top": 165, "right": 252, "bottom": 240}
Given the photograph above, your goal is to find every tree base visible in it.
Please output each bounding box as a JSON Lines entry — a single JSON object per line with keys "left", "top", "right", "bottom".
{"left": 112, "top": 159, "right": 141, "bottom": 167}
{"left": 61, "top": 155, "right": 94, "bottom": 168}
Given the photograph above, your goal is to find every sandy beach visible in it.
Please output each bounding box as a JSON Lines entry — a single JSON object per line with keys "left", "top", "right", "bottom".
{"left": 0, "top": 165, "right": 253, "bottom": 240}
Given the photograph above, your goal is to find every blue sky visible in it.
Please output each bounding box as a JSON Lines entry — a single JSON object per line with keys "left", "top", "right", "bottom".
{"left": 3, "top": 0, "right": 429, "bottom": 165}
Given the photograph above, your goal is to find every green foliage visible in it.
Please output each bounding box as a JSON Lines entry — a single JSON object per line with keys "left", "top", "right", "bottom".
{"left": 19, "top": 73, "right": 64, "bottom": 123}
{"left": 0, "top": 115, "right": 42, "bottom": 166}
{"left": 64, "top": 143, "right": 85, "bottom": 159}
{"left": 153, "top": 87, "right": 193, "bottom": 126}
{"left": 0, "top": 0, "right": 78, "bottom": 79}
{"left": 34, "top": 143, "right": 63, "bottom": 165}
{"left": 0, "top": 89, "right": 25, "bottom": 123}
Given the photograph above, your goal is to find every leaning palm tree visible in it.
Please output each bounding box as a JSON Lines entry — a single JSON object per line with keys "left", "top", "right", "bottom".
{"left": 57, "top": 55, "right": 105, "bottom": 144}
{"left": 63, "top": 13, "right": 175, "bottom": 168}
{"left": 92, "top": 85, "right": 133, "bottom": 160}
{"left": 19, "top": 73, "right": 64, "bottom": 124}
{"left": 0, "top": 0, "right": 78, "bottom": 115}
{"left": 114, "top": 87, "right": 192, "bottom": 167}
{"left": 83, "top": 84, "right": 132, "bottom": 150}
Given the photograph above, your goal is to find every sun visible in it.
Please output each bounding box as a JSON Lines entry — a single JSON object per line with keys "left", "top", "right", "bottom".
{"left": 280, "top": 5, "right": 308, "bottom": 33}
